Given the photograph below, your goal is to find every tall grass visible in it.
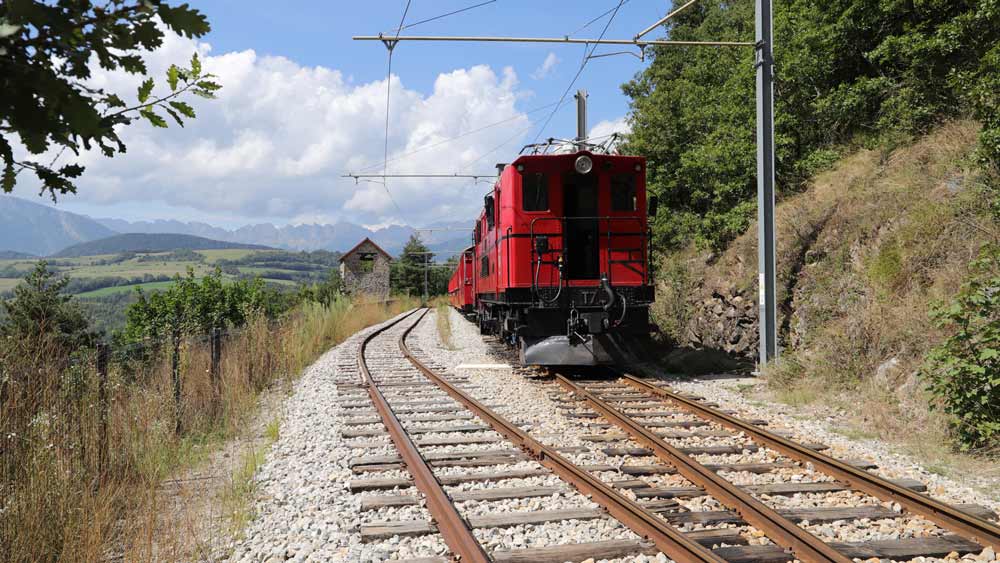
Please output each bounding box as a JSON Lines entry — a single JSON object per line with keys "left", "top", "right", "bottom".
{"left": 433, "top": 297, "right": 456, "bottom": 350}
{"left": 0, "top": 295, "right": 416, "bottom": 562}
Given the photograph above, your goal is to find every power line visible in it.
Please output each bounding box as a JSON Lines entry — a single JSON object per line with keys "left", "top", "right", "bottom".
{"left": 385, "top": 0, "right": 498, "bottom": 34}
{"left": 378, "top": 0, "right": 413, "bottom": 215}
{"left": 568, "top": 0, "right": 631, "bottom": 37}
{"left": 353, "top": 100, "right": 561, "bottom": 174}
{"left": 530, "top": 0, "right": 627, "bottom": 144}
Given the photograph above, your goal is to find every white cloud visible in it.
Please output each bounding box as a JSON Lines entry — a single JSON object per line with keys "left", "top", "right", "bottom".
{"left": 589, "top": 116, "right": 632, "bottom": 140}
{"left": 531, "top": 52, "right": 560, "bottom": 80}
{"left": 11, "top": 30, "right": 534, "bottom": 227}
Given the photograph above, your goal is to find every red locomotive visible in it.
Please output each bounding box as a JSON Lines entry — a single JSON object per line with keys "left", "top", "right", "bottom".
{"left": 450, "top": 143, "right": 657, "bottom": 365}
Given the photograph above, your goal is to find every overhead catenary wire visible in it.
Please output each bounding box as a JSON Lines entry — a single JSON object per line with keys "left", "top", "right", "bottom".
{"left": 352, "top": 99, "right": 562, "bottom": 174}
{"left": 378, "top": 0, "right": 413, "bottom": 214}
{"left": 530, "top": 0, "right": 627, "bottom": 145}
{"left": 567, "top": 0, "right": 632, "bottom": 38}
{"left": 385, "top": 0, "right": 497, "bottom": 34}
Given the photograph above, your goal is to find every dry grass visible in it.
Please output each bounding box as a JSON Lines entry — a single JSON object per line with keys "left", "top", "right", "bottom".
{"left": 433, "top": 298, "right": 457, "bottom": 350}
{"left": 654, "top": 121, "right": 1000, "bottom": 474}
{"left": 748, "top": 121, "right": 1000, "bottom": 470}
{"left": 0, "top": 295, "right": 417, "bottom": 563}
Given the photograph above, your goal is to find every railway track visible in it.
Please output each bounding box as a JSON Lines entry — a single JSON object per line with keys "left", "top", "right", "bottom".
{"left": 337, "top": 308, "right": 999, "bottom": 562}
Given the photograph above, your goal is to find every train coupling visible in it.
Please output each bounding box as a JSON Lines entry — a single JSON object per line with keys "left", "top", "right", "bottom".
{"left": 568, "top": 307, "right": 609, "bottom": 335}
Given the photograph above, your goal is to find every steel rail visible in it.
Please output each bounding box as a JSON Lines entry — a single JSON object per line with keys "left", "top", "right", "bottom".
{"left": 557, "top": 375, "right": 850, "bottom": 563}
{"left": 358, "top": 309, "right": 491, "bottom": 563}
{"left": 354, "top": 34, "right": 754, "bottom": 48}
{"left": 398, "top": 310, "right": 726, "bottom": 563}
{"left": 622, "top": 374, "right": 1000, "bottom": 551}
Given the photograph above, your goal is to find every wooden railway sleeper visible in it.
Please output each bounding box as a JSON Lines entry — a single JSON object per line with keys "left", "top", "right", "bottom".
{"left": 558, "top": 375, "right": 851, "bottom": 563}
{"left": 399, "top": 308, "right": 727, "bottom": 563}
{"left": 358, "top": 309, "right": 491, "bottom": 563}
{"left": 622, "top": 373, "right": 1000, "bottom": 552}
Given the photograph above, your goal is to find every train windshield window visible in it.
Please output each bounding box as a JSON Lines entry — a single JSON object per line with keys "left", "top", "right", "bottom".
{"left": 611, "top": 174, "right": 637, "bottom": 212}
{"left": 522, "top": 173, "right": 548, "bottom": 211}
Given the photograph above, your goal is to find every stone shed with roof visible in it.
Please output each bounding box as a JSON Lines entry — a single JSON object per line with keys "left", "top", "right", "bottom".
{"left": 339, "top": 237, "right": 392, "bottom": 299}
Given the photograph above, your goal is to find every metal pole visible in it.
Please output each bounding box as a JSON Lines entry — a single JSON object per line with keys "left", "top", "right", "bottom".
{"left": 756, "top": 0, "right": 777, "bottom": 365}
{"left": 96, "top": 343, "right": 109, "bottom": 476}
{"left": 575, "top": 89, "right": 588, "bottom": 149}
{"left": 423, "top": 255, "right": 429, "bottom": 301}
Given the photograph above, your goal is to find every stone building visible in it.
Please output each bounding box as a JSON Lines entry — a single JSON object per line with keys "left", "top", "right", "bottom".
{"left": 339, "top": 237, "right": 392, "bottom": 300}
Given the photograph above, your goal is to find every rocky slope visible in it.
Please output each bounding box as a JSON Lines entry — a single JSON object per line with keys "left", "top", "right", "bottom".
{"left": 656, "top": 121, "right": 990, "bottom": 373}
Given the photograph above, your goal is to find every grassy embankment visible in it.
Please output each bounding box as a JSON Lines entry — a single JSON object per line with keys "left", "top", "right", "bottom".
{"left": 0, "top": 296, "right": 417, "bottom": 562}
{"left": 654, "top": 121, "right": 1000, "bottom": 473}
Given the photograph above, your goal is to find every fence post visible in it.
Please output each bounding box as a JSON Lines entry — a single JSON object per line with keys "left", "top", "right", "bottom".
{"left": 96, "top": 343, "right": 109, "bottom": 476}
{"left": 172, "top": 328, "right": 182, "bottom": 435}
{"left": 210, "top": 327, "right": 221, "bottom": 407}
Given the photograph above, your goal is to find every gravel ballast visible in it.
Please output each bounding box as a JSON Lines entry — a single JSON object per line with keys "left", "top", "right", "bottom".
{"left": 222, "top": 307, "right": 999, "bottom": 563}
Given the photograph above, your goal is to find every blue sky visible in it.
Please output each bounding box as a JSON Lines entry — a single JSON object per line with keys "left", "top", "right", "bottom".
{"left": 16, "top": 1, "right": 673, "bottom": 229}
{"left": 196, "top": 0, "right": 662, "bottom": 127}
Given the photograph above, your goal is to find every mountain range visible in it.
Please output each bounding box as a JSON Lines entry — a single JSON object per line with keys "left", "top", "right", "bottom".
{"left": 0, "top": 196, "right": 471, "bottom": 258}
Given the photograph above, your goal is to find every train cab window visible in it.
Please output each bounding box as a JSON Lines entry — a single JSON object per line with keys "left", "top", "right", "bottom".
{"left": 522, "top": 173, "right": 548, "bottom": 211}
{"left": 485, "top": 195, "right": 495, "bottom": 230}
{"left": 611, "top": 174, "right": 637, "bottom": 212}
{"left": 474, "top": 222, "right": 481, "bottom": 244}
{"left": 480, "top": 255, "right": 489, "bottom": 277}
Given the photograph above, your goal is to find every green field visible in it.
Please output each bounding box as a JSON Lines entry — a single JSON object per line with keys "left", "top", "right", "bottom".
{"left": 75, "top": 280, "right": 177, "bottom": 297}
{"left": 0, "top": 248, "right": 336, "bottom": 297}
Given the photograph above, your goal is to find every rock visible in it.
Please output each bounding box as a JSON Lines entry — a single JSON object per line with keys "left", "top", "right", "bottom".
{"left": 874, "top": 357, "right": 902, "bottom": 386}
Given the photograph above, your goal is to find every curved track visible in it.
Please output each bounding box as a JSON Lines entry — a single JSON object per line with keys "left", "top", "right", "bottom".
{"left": 343, "top": 308, "right": 999, "bottom": 562}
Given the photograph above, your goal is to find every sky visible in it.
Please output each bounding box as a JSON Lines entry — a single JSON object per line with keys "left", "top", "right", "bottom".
{"left": 11, "top": 1, "right": 672, "bottom": 230}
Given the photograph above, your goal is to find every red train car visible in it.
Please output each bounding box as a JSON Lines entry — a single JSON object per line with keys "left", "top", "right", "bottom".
{"left": 464, "top": 148, "right": 655, "bottom": 365}
{"left": 448, "top": 246, "right": 476, "bottom": 316}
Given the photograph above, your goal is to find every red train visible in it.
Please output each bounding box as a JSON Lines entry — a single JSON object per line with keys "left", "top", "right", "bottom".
{"left": 447, "top": 246, "right": 476, "bottom": 316}
{"left": 449, "top": 147, "right": 656, "bottom": 366}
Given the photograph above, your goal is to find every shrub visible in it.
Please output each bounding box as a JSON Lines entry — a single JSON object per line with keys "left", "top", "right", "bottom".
{"left": 922, "top": 245, "right": 1000, "bottom": 451}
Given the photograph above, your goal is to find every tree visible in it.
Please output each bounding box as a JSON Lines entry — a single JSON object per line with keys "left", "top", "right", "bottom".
{"left": 0, "top": 261, "right": 94, "bottom": 352}
{"left": 1, "top": 1, "right": 220, "bottom": 198}
{"left": 392, "top": 235, "right": 433, "bottom": 297}
{"left": 122, "top": 268, "right": 277, "bottom": 343}
{"left": 623, "top": 0, "right": 1000, "bottom": 252}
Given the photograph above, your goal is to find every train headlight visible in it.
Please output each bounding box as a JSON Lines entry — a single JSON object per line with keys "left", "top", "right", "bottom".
{"left": 574, "top": 155, "right": 593, "bottom": 175}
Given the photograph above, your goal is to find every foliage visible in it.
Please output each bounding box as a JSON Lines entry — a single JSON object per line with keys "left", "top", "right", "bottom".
{"left": 0, "top": 261, "right": 94, "bottom": 353}
{"left": 1, "top": 1, "right": 220, "bottom": 198}
{"left": 122, "top": 268, "right": 281, "bottom": 342}
{"left": 388, "top": 235, "right": 457, "bottom": 298}
{"left": 296, "top": 269, "right": 344, "bottom": 307}
{"left": 623, "top": 0, "right": 1000, "bottom": 251}
{"left": 923, "top": 245, "right": 1000, "bottom": 451}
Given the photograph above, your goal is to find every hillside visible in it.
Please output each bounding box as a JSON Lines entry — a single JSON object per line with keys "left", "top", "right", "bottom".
{"left": 53, "top": 233, "right": 272, "bottom": 257}
{"left": 0, "top": 250, "right": 36, "bottom": 260}
{"left": 653, "top": 121, "right": 996, "bottom": 454}
{"left": 0, "top": 196, "right": 116, "bottom": 256}
{"left": 96, "top": 217, "right": 471, "bottom": 254}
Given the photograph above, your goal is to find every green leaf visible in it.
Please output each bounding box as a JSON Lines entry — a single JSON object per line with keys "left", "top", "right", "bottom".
{"left": 2, "top": 162, "right": 15, "bottom": 193}
{"left": 979, "top": 348, "right": 1000, "bottom": 361}
{"left": 0, "top": 21, "right": 21, "bottom": 39}
{"left": 164, "top": 107, "right": 185, "bottom": 127}
{"left": 168, "top": 100, "right": 196, "bottom": 118}
{"left": 195, "top": 80, "right": 221, "bottom": 91}
{"left": 140, "top": 108, "right": 168, "bottom": 128}
{"left": 137, "top": 78, "right": 155, "bottom": 103}
{"left": 190, "top": 52, "right": 202, "bottom": 76}
{"left": 104, "top": 94, "right": 127, "bottom": 109}
{"left": 166, "top": 65, "right": 180, "bottom": 91}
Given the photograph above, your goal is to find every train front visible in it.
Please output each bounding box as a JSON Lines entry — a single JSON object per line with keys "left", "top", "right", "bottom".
{"left": 498, "top": 150, "right": 655, "bottom": 365}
